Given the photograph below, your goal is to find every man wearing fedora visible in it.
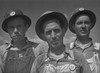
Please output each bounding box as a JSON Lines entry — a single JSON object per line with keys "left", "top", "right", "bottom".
{"left": 31, "top": 11, "right": 92, "bottom": 73}
{"left": 69, "top": 8, "right": 100, "bottom": 73}
{"left": 0, "top": 9, "right": 40, "bottom": 73}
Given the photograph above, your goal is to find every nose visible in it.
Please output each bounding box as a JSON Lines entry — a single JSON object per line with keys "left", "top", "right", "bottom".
{"left": 51, "top": 31, "right": 58, "bottom": 40}
{"left": 14, "top": 28, "right": 18, "bottom": 33}
{"left": 81, "top": 23, "right": 86, "bottom": 28}
{"left": 51, "top": 30, "right": 56, "bottom": 38}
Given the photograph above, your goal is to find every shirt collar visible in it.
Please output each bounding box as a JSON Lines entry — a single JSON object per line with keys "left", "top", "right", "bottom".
{"left": 45, "top": 45, "right": 72, "bottom": 61}
{"left": 7, "top": 37, "right": 32, "bottom": 51}
{"left": 74, "top": 38, "right": 93, "bottom": 49}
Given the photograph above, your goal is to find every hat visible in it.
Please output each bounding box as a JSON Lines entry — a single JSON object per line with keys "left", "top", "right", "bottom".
{"left": 69, "top": 8, "right": 96, "bottom": 33}
{"left": 35, "top": 11, "right": 68, "bottom": 40}
{"left": 2, "top": 9, "right": 31, "bottom": 32}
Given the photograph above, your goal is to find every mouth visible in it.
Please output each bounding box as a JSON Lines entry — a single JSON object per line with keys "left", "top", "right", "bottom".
{"left": 51, "top": 40, "right": 60, "bottom": 45}
{"left": 80, "top": 29, "right": 87, "bottom": 33}
{"left": 12, "top": 36, "right": 18, "bottom": 39}
{"left": 12, "top": 34, "right": 21, "bottom": 37}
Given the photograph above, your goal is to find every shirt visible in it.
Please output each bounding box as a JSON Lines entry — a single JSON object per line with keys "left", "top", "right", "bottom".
{"left": 69, "top": 39, "right": 100, "bottom": 73}
{"left": 32, "top": 44, "right": 92, "bottom": 73}
{"left": 0, "top": 38, "right": 39, "bottom": 73}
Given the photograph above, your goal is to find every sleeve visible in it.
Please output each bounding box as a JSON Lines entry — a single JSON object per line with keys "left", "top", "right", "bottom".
{"left": 0, "top": 45, "right": 7, "bottom": 73}
{"left": 94, "top": 43, "right": 100, "bottom": 73}
{"left": 30, "top": 54, "right": 45, "bottom": 73}
{"left": 74, "top": 51, "right": 92, "bottom": 73}
{"left": 0, "top": 56, "right": 3, "bottom": 73}
{"left": 30, "top": 60, "right": 38, "bottom": 73}
{"left": 30, "top": 56, "right": 39, "bottom": 73}
{"left": 33, "top": 43, "right": 48, "bottom": 57}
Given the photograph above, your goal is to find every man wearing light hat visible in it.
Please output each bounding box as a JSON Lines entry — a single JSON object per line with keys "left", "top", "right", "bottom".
{"left": 0, "top": 9, "right": 39, "bottom": 73}
{"left": 31, "top": 11, "right": 92, "bottom": 73}
{"left": 69, "top": 8, "right": 100, "bottom": 73}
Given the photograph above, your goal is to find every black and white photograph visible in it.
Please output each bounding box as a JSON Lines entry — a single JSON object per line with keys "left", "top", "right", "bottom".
{"left": 0, "top": 0, "right": 100, "bottom": 73}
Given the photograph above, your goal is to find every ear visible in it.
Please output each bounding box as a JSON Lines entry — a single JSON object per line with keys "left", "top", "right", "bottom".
{"left": 41, "top": 33, "right": 47, "bottom": 41}
{"left": 62, "top": 28, "right": 66, "bottom": 36}
{"left": 89, "top": 23, "right": 93, "bottom": 30}
{"left": 72, "top": 24, "right": 75, "bottom": 30}
{"left": 25, "top": 24, "right": 29, "bottom": 32}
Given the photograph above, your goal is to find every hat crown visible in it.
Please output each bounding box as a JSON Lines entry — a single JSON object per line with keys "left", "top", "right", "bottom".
{"left": 41, "top": 11, "right": 54, "bottom": 16}
{"left": 79, "top": 8, "right": 85, "bottom": 11}
{"left": 71, "top": 8, "right": 85, "bottom": 16}
{"left": 4, "top": 9, "right": 24, "bottom": 19}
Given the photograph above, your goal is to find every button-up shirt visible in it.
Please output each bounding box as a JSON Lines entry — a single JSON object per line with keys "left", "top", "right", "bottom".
{"left": 32, "top": 44, "right": 92, "bottom": 73}
{"left": 0, "top": 38, "right": 39, "bottom": 73}
{"left": 69, "top": 39, "right": 100, "bottom": 73}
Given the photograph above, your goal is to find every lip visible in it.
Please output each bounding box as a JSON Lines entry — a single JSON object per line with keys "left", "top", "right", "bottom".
{"left": 12, "top": 36, "right": 18, "bottom": 39}
{"left": 80, "top": 30, "right": 87, "bottom": 33}
{"left": 51, "top": 40, "right": 60, "bottom": 45}
{"left": 12, "top": 35, "right": 19, "bottom": 38}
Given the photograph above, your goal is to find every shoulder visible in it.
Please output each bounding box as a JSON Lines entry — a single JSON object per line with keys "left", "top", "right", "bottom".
{"left": 0, "top": 43, "right": 10, "bottom": 55}
{"left": 74, "top": 50, "right": 84, "bottom": 59}
{"left": 94, "top": 42, "right": 100, "bottom": 50}
{"left": 65, "top": 41, "right": 74, "bottom": 48}
{"left": 31, "top": 53, "right": 46, "bottom": 73}
{"left": 34, "top": 53, "right": 46, "bottom": 67}
{"left": 33, "top": 42, "right": 48, "bottom": 57}
{"left": 37, "top": 53, "right": 46, "bottom": 61}
{"left": 27, "top": 40, "right": 39, "bottom": 48}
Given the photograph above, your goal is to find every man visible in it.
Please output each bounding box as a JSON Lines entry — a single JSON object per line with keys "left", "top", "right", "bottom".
{"left": 0, "top": 9, "right": 39, "bottom": 73}
{"left": 69, "top": 8, "right": 100, "bottom": 73}
{"left": 32, "top": 11, "right": 92, "bottom": 73}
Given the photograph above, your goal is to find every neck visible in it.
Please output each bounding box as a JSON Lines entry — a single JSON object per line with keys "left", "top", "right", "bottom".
{"left": 76, "top": 35, "right": 91, "bottom": 44}
{"left": 49, "top": 44, "right": 65, "bottom": 55}
{"left": 12, "top": 37, "right": 27, "bottom": 50}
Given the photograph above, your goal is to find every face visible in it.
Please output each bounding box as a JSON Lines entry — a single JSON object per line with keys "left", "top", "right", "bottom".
{"left": 74, "top": 15, "right": 91, "bottom": 37}
{"left": 7, "top": 17, "right": 28, "bottom": 42}
{"left": 43, "top": 19, "right": 65, "bottom": 48}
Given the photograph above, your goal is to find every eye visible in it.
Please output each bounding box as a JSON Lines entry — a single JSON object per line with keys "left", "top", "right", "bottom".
{"left": 45, "top": 30, "right": 52, "bottom": 35}
{"left": 54, "top": 29, "right": 61, "bottom": 33}
{"left": 84, "top": 21, "right": 90, "bottom": 25}
{"left": 18, "top": 25, "right": 21, "bottom": 27}
{"left": 76, "top": 21, "right": 82, "bottom": 25}
{"left": 8, "top": 26, "right": 14, "bottom": 30}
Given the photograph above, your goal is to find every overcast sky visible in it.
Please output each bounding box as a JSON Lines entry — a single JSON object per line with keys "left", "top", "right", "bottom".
{"left": 0, "top": 0, "right": 100, "bottom": 45}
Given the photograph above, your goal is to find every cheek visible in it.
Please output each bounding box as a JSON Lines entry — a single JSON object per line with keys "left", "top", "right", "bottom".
{"left": 86, "top": 26, "right": 91, "bottom": 30}
{"left": 44, "top": 35, "right": 51, "bottom": 41}
{"left": 74, "top": 25, "right": 80, "bottom": 30}
{"left": 46, "top": 36, "right": 51, "bottom": 42}
{"left": 8, "top": 28, "right": 13, "bottom": 33}
{"left": 74, "top": 27, "right": 80, "bottom": 32}
{"left": 8, "top": 32, "right": 14, "bottom": 38}
{"left": 8, "top": 30, "right": 14, "bottom": 35}
{"left": 19, "top": 28, "right": 26, "bottom": 34}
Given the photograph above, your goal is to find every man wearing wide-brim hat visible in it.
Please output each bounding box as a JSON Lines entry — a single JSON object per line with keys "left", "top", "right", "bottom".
{"left": 69, "top": 8, "right": 100, "bottom": 73}
{"left": 31, "top": 11, "right": 92, "bottom": 73}
{"left": 0, "top": 9, "right": 39, "bottom": 73}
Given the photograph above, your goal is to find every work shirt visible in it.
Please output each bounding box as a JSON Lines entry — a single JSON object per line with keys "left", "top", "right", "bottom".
{"left": 0, "top": 38, "right": 38, "bottom": 73}
{"left": 32, "top": 44, "right": 92, "bottom": 73}
{"left": 69, "top": 39, "right": 100, "bottom": 73}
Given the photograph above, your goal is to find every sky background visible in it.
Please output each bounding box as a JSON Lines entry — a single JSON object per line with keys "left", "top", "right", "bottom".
{"left": 0, "top": 0, "right": 100, "bottom": 45}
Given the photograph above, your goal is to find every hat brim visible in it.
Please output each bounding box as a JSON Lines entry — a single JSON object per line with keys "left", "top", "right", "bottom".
{"left": 35, "top": 12, "right": 68, "bottom": 41}
{"left": 69, "top": 10, "right": 96, "bottom": 33}
{"left": 2, "top": 15, "right": 31, "bottom": 32}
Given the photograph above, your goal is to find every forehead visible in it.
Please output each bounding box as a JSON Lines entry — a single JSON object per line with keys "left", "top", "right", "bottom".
{"left": 7, "top": 17, "right": 25, "bottom": 26}
{"left": 43, "top": 19, "right": 61, "bottom": 30}
{"left": 76, "top": 15, "right": 90, "bottom": 21}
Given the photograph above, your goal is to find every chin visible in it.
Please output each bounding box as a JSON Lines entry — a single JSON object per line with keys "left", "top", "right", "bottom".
{"left": 12, "top": 38, "right": 21, "bottom": 42}
{"left": 52, "top": 44, "right": 61, "bottom": 48}
{"left": 80, "top": 33, "right": 88, "bottom": 36}
{"left": 78, "top": 32, "right": 88, "bottom": 36}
